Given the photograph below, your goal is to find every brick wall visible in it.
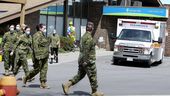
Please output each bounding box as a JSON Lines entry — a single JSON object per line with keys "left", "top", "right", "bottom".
{"left": 164, "top": 5, "right": 170, "bottom": 56}
{"left": 0, "top": 18, "right": 20, "bottom": 35}
{"left": 25, "top": 11, "right": 40, "bottom": 34}
{"left": 88, "top": 3, "right": 170, "bottom": 54}
{"left": 0, "top": 11, "right": 40, "bottom": 35}
{"left": 87, "top": 2, "right": 117, "bottom": 51}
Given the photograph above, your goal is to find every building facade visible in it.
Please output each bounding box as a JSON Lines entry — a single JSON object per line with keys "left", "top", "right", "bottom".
{"left": 1, "top": 0, "right": 169, "bottom": 56}
{"left": 40, "top": 0, "right": 169, "bottom": 52}
{"left": 164, "top": 4, "right": 170, "bottom": 56}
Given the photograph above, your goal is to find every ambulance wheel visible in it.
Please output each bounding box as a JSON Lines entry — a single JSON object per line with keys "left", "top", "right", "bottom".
{"left": 145, "top": 59, "right": 151, "bottom": 68}
{"left": 157, "top": 59, "right": 163, "bottom": 64}
{"left": 113, "top": 58, "right": 119, "bottom": 65}
{"left": 157, "top": 54, "right": 163, "bottom": 64}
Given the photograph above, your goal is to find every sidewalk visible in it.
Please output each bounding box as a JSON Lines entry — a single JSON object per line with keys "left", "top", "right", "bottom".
{"left": 1, "top": 48, "right": 113, "bottom": 67}
{"left": 0, "top": 49, "right": 111, "bottom": 96}
{"left": 57, "top": 48, "right": 112, "bottom": 64}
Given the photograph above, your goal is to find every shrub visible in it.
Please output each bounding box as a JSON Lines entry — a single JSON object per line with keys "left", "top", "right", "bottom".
{"left": 60, "top": 36, "right": 74, "bottom": 52}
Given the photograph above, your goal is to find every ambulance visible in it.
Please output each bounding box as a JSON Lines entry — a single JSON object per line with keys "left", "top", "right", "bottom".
{"left": 113, "top": 19, "right": 167, "bottom": 67}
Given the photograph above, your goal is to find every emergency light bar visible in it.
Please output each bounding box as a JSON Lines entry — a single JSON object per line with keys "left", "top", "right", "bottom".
{"left": 119, "top": 20, "right": 158, "bottom": 29}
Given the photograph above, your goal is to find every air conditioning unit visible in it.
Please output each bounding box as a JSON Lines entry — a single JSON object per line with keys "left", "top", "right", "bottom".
{"left": 120, "top": 0, "right": 131, "bottom": 6}
{"left": 133, "top": 1, "right": 142, "bottom": 6}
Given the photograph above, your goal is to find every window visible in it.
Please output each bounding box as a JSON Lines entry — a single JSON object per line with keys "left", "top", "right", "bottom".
{"left": 118, "top": 29, "right": 151, "bottom": 42}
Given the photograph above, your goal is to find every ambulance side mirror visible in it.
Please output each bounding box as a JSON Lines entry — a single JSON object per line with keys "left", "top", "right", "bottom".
{"left": 112, "top": 36, "right": 117, "bottom": 39}
{"left": 158, "top": 37, "right": 163, "bottom": 43}
{"left": 110, "top": 33, "right": 117, "bottom": 39}
{"left": 152, "top": 40, "right": 156, "bottom": 43}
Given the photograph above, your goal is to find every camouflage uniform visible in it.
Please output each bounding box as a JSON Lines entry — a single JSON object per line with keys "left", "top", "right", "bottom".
{"left": 13, "top": 33, "right": 32, "bottom": 76}
{"left": 25, "top": 31, "right": 50, "bottom": 83}
{"left": 49, "top": 34, "right": 60, "bottom": 63}
{"left": 13, "top": 29, "right": 24, "bottom": 71}
{"left": 69, "top": 31, "right": 98, "bottom": 92}
{"left": 16, "top": 30, "right": 23, "bottom": 38}
{"left": 1, "top": 31, "right": 17, "bottom": 72}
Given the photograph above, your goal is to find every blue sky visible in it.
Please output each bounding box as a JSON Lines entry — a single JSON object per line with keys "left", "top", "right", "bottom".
{"left": 161, "top": 0, "right": 170, "bottom": 4}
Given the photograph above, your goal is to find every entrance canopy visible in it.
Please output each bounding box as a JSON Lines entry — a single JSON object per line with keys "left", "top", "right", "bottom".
{"left": 103, "top": 6, "right": 169, "bottom": 18}
{"left": 0, "top": 0, "right": 64, "bottom": 24}
{"left": 117, "top": 0, "right": 163, "bottom": 7}
{"left": 0, "top": 0, "right": 26, "bottom": 4}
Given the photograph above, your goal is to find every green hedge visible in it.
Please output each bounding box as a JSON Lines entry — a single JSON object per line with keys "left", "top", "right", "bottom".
{"left": 60, "top": 36, "right": 74, "bottom": 52}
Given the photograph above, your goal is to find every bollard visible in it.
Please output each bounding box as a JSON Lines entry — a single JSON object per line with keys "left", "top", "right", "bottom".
{"left": 0, "top": 55, "right": 2, "bottom": 62}
{"left": 0, "top": 76, "right": 19, "bottom": 96}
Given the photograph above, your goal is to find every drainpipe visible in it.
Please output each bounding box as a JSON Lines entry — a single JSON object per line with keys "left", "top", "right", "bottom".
{"left": 63, "top": 0, "right": 68, "bottom": 36}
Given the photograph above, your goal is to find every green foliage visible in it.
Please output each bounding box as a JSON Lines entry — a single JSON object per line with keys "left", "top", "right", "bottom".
{"left": 58, "top": 48, "right": 67, "bottom": 53}
{"left": 60, "top": 36, "right": 74, "bottom": 52}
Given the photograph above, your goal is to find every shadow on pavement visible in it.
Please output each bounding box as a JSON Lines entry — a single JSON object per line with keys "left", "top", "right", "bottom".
{"left": 20, "top": 93, "right": 56, "bottom": 96}
{"left": 112, "top": 61, "right": 161, "bottom": 68}
{"left": 28, "top": 84, "right": 40, "bottom": 88}
{"left": 0, "top": 72, "right": 4, "bottom": 75}
{"left": 66, "top": 91, "right": 91, "bottom": 96}
{"left": 16, "top": 77, "right": 23, "bottom": 81}
{"left": 152, "top": 62, "right": 161, "bottom": 67}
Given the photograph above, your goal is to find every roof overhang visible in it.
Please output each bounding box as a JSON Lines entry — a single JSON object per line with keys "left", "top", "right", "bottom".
{"left": 0, "top": 0, "right": 64, "bottom": 24}
{"left": 0, "top": 0, "right": 26, "bottom": 4}
{"left": 117, "top": 0, "right": 163, "bottom": 7}
{"left": 103, "top": 6, "right": 169, "bottom": 19}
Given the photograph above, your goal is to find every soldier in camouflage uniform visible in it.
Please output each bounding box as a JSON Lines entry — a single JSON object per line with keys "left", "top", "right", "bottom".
{"left": 62, "top": 22, "right": 104, "bottom": 96}
{"left": 1, "top": 25, "right": 17, "bottom": 75}
{"left": 49, "top": 30, "right": 60, "bottom": 64}
{"left": 12, "top": 24, "right": 24, "bottom": 72}
{"left": 23, "top": 24, "right": 50, "bottom": 89}
{"left": 15, "top": 24, "right": 24, "bottom": 37}
{"left": 11, "top": 26, "right": 32, "bottom": 77}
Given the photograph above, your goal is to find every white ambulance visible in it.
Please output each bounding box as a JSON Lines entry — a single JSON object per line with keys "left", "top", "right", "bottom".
{"left": 113, "top": 19, "right": 167, "bottom": 67}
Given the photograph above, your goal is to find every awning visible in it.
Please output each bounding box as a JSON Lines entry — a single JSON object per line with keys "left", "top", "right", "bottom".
{"left": 0, "top": 0, "right": 64, "bottom": 24}
{"left": 0, "top": 0, "right": 26, "bottom": 4}
{"left": 117, "top": 0, "right": 163, "bottom": 7}
{"left": 103, "top": 6, "right": 169, "bottom": 18}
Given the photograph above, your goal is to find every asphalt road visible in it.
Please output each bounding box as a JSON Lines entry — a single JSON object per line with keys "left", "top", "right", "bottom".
{"left": 1, "top": 50, "right": 170, "bottom": 96}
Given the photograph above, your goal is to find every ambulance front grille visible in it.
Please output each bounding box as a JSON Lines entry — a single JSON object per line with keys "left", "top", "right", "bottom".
{"left": 118, "top": 46, "right": 144, "bottom": 54}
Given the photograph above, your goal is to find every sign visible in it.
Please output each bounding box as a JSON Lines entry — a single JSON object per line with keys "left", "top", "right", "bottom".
{"left": 103, "top": 6, "right": 169, "bottom": 18}
{"left": 127, "top": 57, "right": 133, "bottom": 61}
{"left": 98, "top": 36, "right": 104, "bottom": 43}
{"left": 81, "top": 26, "right": 86, "bottom": 37}
{"left": 40, "top": 6, "right": 64, "bottom": 15}
{"left": 123, "top": 23, "right": 155, "bottom": 29}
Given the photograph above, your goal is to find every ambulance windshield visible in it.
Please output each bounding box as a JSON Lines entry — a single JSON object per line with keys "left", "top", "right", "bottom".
{"left": 118, "top": 29, "right": 151, "bottom": 42}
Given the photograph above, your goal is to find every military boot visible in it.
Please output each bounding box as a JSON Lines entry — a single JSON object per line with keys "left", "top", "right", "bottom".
{"left": 91, "top": 91, "right": 104, "bottom": 96}
{"left": 40, "top": 82, "right": 50, "bottom": 89}
{"left": 4, "top": 70, "right": 10, "bottom": 76}
{"left": 62, "top": 81, "right": 72, "bottom": 95}
{"left": 27, "top": 77, "right": 35, "bottom": 82}
{"left": 22, "top": 76, "right": 27, "bottom": 87}
{"left": 50, "top": 58, "right": 53, "bottom": 64}
{"left": 55, "top": 56, "right": 58, "bottom": 63}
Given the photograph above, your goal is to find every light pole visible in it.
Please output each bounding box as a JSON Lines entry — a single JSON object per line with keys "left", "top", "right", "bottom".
{"left": 55, "top": 3, "right": 58, "bottom": 30}
{"left": 46, "top": 7, "right": 49, "bottom": 36}
{"left": 73, "top": 0, "right": 75, "bottom": 25}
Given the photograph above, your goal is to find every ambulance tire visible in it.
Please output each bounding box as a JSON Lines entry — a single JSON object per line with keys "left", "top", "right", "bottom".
{"left": 113, "top": 58, "right": 119, "bottom": 65}
{"left": 157, "top": 59, "right": 163, "bottom": 64}
{"left": 157, "top": 58, "right": 163, "bottom": 64}
{"left": 145, "top": 59, "right": 152, "bottom": 68}
{"left": 157, "top": 53, "right": 163, "bottom": 64}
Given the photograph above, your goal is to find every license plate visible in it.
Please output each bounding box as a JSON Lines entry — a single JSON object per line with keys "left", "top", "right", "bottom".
{"left": 127, "top": 57, "right": 133, "bottom": 61}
